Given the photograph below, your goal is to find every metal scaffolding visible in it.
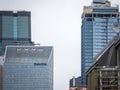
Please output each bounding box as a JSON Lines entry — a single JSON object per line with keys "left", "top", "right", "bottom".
{"left": 87, "top": 66, "right": 120, "bottom": 90}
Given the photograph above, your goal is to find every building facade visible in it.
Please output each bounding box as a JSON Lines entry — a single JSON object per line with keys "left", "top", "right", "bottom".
{"left": 0, "top": 65, "right": 2, "bottom": 90}
{"left": 0, "top": 11, "right": 32, "bottom": 56}
{"left": 3, "top": 46, "right": 53, "bottom": 90}
{"left": 69, "top": 76, "right": 84, "bottom": 90}
{"left": 81, "top": 0, "right": 120, "bottom": 86}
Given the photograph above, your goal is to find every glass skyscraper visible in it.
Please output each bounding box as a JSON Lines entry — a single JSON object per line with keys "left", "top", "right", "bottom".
{"left": 0, "top": 11, "right": 54, "bottom": 90}
{"left": 0, "top": 11, "right": 32, "bottom": 56}
{"left": 81, "top": 0, "right": 120, "bottom": 86}
{"left": 3, "top": 46, "right": 53, "bottom": 90}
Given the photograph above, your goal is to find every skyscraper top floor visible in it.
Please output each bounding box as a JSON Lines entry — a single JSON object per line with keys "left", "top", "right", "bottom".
{"left": 83, "top": 0, "right": 119, "bottom": 13}
{"left": 0, "top": 10, "right": 31, "bottom": 42}
{"left": 0, "top": 11, "right": 30, "bottom": 16}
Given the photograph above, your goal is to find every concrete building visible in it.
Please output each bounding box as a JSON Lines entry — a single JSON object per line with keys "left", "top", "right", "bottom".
{"left": 3, "top": 46, "right": 53, "bottom": 90}
{"left": 81, "top": 0, "right": 120, "bottom": 86}
{"left": 87, "top": 37, "right": 120, "bottom": 90}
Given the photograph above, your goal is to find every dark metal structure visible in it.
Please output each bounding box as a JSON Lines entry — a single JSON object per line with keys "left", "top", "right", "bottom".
{"left": 87, "top": 36, "right": 120, "bottom": 90}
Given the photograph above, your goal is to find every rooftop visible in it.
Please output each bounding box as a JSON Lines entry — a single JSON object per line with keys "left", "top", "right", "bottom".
{"left": 4, "top": 46, "right": 53, "bottom": 62}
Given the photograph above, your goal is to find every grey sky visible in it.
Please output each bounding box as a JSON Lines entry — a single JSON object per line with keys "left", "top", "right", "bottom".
{"left": 0, "top": 0, "right": 120, "bottom": 90}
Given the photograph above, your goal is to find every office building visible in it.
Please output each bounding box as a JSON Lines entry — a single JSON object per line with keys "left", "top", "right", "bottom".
{"left": 87, "top": 36, "right": 120, "bottom": 90}
{"left": 81, "top": 0, "right": 120, "bottom": 86}
{"left": 0, "top": 10, "right": 54, "bottom": 90}
{"left": 0, "top": 11, "right": 32, "bottom": 56}
{"left": 69, "top": 76, "right": 82, "bottom": 90}
{"left": 3, "top": 46, "right": 53, "bottom": 90}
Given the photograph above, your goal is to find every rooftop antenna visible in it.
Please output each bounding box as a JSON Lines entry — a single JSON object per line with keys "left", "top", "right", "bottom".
{"left": 112, "top": 22, "right": 120, "bottom": 36}
{"left": 72, "top": 76, "right": 75, "bottom": 87}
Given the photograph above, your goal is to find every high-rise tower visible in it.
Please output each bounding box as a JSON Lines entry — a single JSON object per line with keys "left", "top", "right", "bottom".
{"left": 0, "top": 11, "right": 54, "bottom": 90}
{"left": 0, "top": 11, "right": 32, "bottom": 55}
{"left": 81, "top": 0, "right": 119, "bottom": 86}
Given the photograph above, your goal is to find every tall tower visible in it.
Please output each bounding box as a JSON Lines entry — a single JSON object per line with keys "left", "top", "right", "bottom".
{"left": 0, "top": 11, "right": 32, "bottom": 55}
{"left": 1, "top": 11, "right": 54, "bottom": 90}
{"left": 81, "top": 0, "right": 119, "bottom": 86}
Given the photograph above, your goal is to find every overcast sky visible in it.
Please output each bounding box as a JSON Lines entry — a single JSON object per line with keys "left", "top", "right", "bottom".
{"left": 0, "top": 0, "right": 120, "bottom": 90}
